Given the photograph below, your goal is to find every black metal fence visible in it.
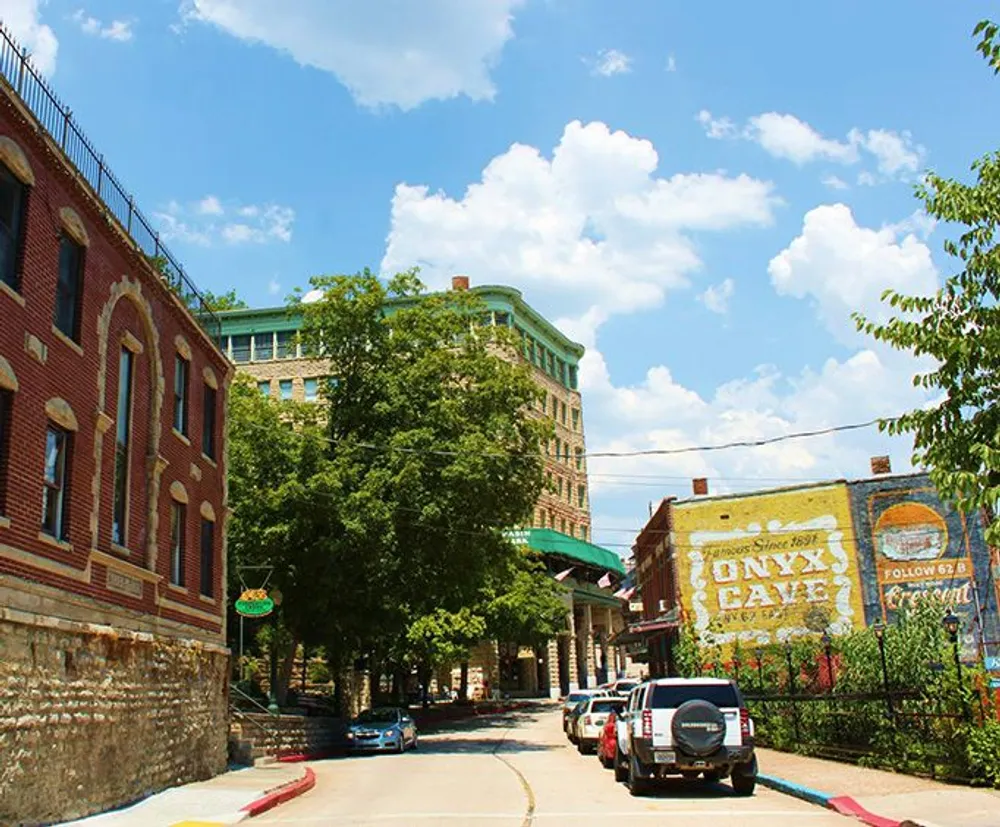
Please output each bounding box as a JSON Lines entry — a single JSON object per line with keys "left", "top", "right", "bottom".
{"left": 0, "top": 20, "right": 220, "bottom": 339}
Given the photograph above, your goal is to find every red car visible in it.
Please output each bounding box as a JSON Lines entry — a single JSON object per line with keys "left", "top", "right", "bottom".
{"left": 596, "top": 709, "right": 619, "bottom": 769}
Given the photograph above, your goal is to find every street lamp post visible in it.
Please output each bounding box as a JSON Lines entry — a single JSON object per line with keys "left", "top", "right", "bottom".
{"left": 943, "top": 610, "right": 969, "bottom": 721}
{"left": 821, "top": 631, "right": 835, "bottom": 692}
{"left": 872, "top": 619, "right": 893, "bottom": 719}
{"left": 785, "top": 641, "right": 801, "bottom": 743}
{"left": 754, "top": 647, "right": 765, "bottom": 693}
{"left": 267, "top": 589, "right": 284, "bottom": 715}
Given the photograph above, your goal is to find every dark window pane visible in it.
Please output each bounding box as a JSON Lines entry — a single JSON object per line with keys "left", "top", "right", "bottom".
{"left": 276, "top": 331, "right": 296, "bottom": 359}
{"left": 42, "top": 427, "right": 69, "bottom": 539}
{"left": 112, "top": 348, "right": 134, "bottom": 546}
{"left": 231, "top": 335, "right": 251, "bottom": 363}
{"left": 0, "top": 163, "right": 26, "bottom": 291}
{"left": 200, "top": 518, "right": 214, "bottom": 597}
{"left": 173, "top": 357, "right": 188, "bottom": 434}
{"left": 202, "top": 385, "right": 217, "bottom": 458}
{"left": 648, "top": 684, "right": 740, "bottom": 709}
{"left": 54, "top": 236, "right": 83, "bottom": 340}
{"left": 170, "top": 502, "right": 185, "bottom": 586}
{"left": 254, "top": 332, "right": 274, "bottom": 360}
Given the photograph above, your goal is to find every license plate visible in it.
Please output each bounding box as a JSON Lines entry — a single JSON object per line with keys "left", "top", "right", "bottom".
{"left": 654, "top": 751, "right": 675, "bottom": 764}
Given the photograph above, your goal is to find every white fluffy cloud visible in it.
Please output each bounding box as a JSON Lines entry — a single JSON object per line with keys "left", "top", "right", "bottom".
{"left": 592, "top": 49, "right": 632, "bottom": 77}
{"left": 72, "top": 10, "right": 134, "bottom": 42}
{"left": 179, "top": 0, "right": 523, "bottom": 110}
{"left": 698, "top": 110, "right": 926, "bottom": 182}
{"left": 699, "top": 278, "right": 734, "bottom": 314}
{"left": 4, "top": 0, "right": 58, "bottom": 75}
{"left": 383, "top": 120, "right": 779, "bottom": 317}
{"left": 156, "top": 197, "right": 295, "bottom": 246}
{"left": 768, "top": 203, "right": 937, "bottom": 345}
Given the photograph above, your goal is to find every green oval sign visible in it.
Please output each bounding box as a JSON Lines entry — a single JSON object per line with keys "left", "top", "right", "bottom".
{"left": 235, "top": 596, "right": 274, "bottom": 617}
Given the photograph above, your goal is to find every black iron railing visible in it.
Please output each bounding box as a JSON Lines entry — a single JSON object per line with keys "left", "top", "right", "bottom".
{"left": 0, "top": 20, "right": 221, "bottom": 340}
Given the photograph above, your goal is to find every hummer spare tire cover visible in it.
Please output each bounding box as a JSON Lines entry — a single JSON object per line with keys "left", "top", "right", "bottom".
{"left": 671, "top": 699, "right": 726, "bottom": 756}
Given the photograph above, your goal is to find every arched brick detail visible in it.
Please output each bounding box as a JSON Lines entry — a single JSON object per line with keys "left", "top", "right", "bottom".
{"left": 58, "top": 206, "right": 90, "bottom": 247}
{"left": 45, "top": 397, "right": 79, "bottom": 432}
{"left": 0, "top": 355, "right": 18, "bottom": 391}
{"left": 90, "top": 275, "right": 165, "bottom": 570}
{"left": 0, "top": 135, "right": 35, "bottom": 185}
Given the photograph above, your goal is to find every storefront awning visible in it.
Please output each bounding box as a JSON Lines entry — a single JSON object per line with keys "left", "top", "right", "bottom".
{"left": 505, "top": 528, "right": 626, "bottom": 575}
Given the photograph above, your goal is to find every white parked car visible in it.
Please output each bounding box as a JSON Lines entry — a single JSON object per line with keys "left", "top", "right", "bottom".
{"left": 615, "top": 678, "right": 757, "bottom": 796}
{"left": 561, "top": 689, "right": 608, "bottom": 732}
{"left": 572, "top": 695, "right": 626, "bottom": 754}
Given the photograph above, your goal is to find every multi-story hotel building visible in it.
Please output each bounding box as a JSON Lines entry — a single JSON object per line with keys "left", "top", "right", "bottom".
{"left": 0, "top": 23, "right": 231, "bottom": 825}
{"left": 217, "top": 276, "right": 633, "bottom": 697}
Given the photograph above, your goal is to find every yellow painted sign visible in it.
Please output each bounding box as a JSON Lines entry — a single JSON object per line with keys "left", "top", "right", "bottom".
{"left": 673, "top": 484, "right": 866, "bottom": 655}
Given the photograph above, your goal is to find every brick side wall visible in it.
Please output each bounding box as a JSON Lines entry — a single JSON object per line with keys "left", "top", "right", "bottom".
{"left": 0, "top": 85, "right": 230, "bottom": 641}
{"left": 0, "top": 608, "right": 229, "bottom": 826}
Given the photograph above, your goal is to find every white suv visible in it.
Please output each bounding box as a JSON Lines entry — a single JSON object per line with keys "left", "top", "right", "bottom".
{"left": 615, "top": 678, "right": 757, "bottom": 796}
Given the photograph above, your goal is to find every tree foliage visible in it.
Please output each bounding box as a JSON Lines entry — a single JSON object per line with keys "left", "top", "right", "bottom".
{"left": 202, "top": 289, "right": 249, "bottom": 311}
{"left": 481, "top": 551, "right": 568, "bottom": 648}
{"left": 854, "top": 20, "right": 1000, "bottom": 540}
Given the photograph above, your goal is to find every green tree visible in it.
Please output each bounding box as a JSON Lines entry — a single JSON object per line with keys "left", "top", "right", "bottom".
{"left": 201, "top": 289, "right": 249, "bottom": 311}
{"left": 854, "top": 19, "right": 1000, "bottom": 541}
{"left": 406, "top": 608, "right": 486, "bottom": 706}
{"left": 297, "top": 268, "right": 549, "bottom": 678}
{"left": 482, "top": 551, "right": 568, "bottom": 648}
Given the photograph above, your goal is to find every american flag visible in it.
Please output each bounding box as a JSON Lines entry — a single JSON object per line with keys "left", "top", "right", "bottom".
{"left": 597, "top": 572, "right": 612, "bottom": 589}
{"left": 554, "top": 567, "right": 574, "bottom": 582}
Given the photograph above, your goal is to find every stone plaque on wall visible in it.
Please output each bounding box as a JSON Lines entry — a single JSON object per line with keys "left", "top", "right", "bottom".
{"left": 106, "top": 569, "right": 143, "bottom": 598}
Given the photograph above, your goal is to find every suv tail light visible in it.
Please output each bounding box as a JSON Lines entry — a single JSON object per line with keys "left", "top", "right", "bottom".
{"left": 740, "top": 708, "right": 751, "bottom": 743}
{"left": 641, "top": 709, "right": 652, "bottom": 739}
{"left": 584, "top": 715, "right": 592, "bottom": 726}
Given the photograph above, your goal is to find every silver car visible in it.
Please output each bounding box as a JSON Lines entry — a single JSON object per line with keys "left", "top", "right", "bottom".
{"left": 346, "top": 707, "right": 418, "bottom": 753}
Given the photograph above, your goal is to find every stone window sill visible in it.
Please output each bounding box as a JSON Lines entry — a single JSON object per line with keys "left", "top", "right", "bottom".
{"left": 37, "top": 531, "right": 72, "bottom": 552}
{"left": 51, "top": 325, "right": 84, "bottom": 356}
{"left": 167, "top": 582, "right": 188, "bottom": 594}
{"left": 201, "top": 453, "right": 218, "bottom": 469}
{"left": 110, "top": 542, "right": 132, "bottom": 559}
{"left": 172, "top": 428, "right": 191, "bottom": 447}
{"left": 0, "top": 280, "right": 25, "bottom": 307}
{"left": 199, "top": 593, "right": 215, "bottom": 604}
{"left": 0, "top": 516, "right": 10, "bottom": 530}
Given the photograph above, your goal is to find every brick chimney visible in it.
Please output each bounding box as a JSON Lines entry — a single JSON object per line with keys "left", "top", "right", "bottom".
{"left": 870, "top": 456, "right": 892, "bottom": 475}
{"left": 692, "top": 478, "right": 709, "bottom": 496}
{"left": 451, "top": 275, "right": 470, "bottom": 291}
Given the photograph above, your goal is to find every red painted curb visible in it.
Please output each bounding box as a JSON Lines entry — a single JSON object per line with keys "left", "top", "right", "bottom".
{"left": 828, "top": 795, "right": 901, "bottom": 827}
{"left": 276, "top": 750, "right": 339, "bottom": 763}
{"left": 241, "top": 767, "right": 316, "bottom": 818}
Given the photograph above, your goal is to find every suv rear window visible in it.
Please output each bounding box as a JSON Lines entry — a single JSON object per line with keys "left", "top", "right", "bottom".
{"left": 591, "top": 699, "right": 625, "bottom": 713}
{"left": 648, "top": 683, "right": 739, "bottom": 709}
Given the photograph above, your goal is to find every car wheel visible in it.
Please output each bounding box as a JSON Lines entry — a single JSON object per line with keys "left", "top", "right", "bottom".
{"left": 411, "top": 734, "right": 419, "bottom": 750}
{"left": 577, "top": 739, "right": 587, "bottom": 754}
{"left": 395, "top": 736, "right": 405, "bottom": 754}
{"left": 628, "top": 753, "right": 650, "bottom": 797}
{"left": 731, "top": 755, "right": 757, "bottom": 796}
{"left": 614, "top": 746, "right": 628, "bottom": 782}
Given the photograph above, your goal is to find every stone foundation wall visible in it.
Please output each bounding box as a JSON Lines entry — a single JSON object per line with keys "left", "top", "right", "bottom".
{"left": 0, "top": 608, "right": 229, "bottom": 826}
{"left": 233, "top": 712, "right": 346, "bottom": 759}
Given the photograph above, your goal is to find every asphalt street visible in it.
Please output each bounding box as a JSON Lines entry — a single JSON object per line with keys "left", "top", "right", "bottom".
{"left": 254, "top": 705, "right": 852, "bottom": 826}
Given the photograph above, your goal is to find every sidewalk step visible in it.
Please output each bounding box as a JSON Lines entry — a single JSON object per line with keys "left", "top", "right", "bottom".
{"left": 254, "top": 755, "right": 278, "bottom": 767}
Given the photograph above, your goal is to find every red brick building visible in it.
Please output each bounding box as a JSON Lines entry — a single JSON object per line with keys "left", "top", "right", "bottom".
{"left": 0, "top": 26, "right": 232, "bottom": 825}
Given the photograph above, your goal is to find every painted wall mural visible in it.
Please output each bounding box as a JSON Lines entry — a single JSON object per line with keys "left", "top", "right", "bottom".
{"left": 847, "top": 474, "right": 1000, "bottom": 662}
{"left": 672, "top": 484, "right": 867, "bottom": 656}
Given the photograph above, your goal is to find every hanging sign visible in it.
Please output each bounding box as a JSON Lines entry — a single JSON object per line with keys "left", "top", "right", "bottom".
{"left": 235, "top": 588, "right": 275, "bottom": 617}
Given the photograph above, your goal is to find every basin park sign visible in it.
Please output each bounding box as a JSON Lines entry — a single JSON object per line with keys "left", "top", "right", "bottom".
{"left": 235, "top": 588, "right": 275, "bottom": 618}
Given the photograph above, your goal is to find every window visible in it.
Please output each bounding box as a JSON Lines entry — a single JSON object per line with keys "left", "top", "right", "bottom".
{"left": 0, "top": 162, "right": 27, "bottom": 291}
{"left": 257, "top": 380, "right": 271, "bottom": 397}
{"left": 0, "top": 390, "right": 10, "bottom": 513}
{"left": 560, "top": 402, "right": 567, "bottom": 425}
{"left": 54, "top": 236, "right": 84, "bottom": 340}
{"left": 558, "top": 360, "right": 567, "bottom": 387}
{"left": 170, "top": 502, "right": 186, "bottom": 586}
{"left": 231, "top": 335, "right": 251, "bottom": 363}
{"left": 112, "top": 347, "right": 134, "bottom": 546}
{"left": 575, "top": 447, "right": 584, "bottom": 471}
{"left": 253, "top": 332, "right": 274, "bottom": 361}
{"left": 557, "top": 477, "right": 564, "bottom": 497}
{"left": 547, "top": 352, "right": 556, "bottom": 375}
{"left": 279, "top": 379, "right": 293, "bottom": 401}
{"left": 560, "top": 517, "right": 567, "bottom": 534}
{"left": 578, "top": 485, "right": 586, "bottom": 508}
{"left": 200, "top": 518, "right": 214, "bottom": 597}
{"left": 304, "top": 377, "right": 318, "bottom": 402}
{"left": 42, "top": 427, "right": 69, "bottom": 539}
{"left": 581, "top": 525, "right": 588, "bottom": 541}
{"left": 568, "top": 366, "right": 578, "bottom": 390}
{"left": 173, "top": 356, "right": 189, "bottom": 435}
{"left": 276, "top": 331, "right": 296, "bottom": 359}
{"left": 495, "top": 312, "right": 510, "bottom": 327}
{"left": 202, "top": 384, "right": 217, "bottom": 459}
{"left": 551, "top": 397, "right": 558, "bottom": 418}
{"left": 572, "top": 408, "right": 580, "bottom": 431}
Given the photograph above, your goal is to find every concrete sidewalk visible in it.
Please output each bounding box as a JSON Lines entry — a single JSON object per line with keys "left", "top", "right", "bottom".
{"left": 758, "top": 748, "right": 1000, "bottom": 827}
{"left": 59, "top": 763, "right": 312, "bottom": 827}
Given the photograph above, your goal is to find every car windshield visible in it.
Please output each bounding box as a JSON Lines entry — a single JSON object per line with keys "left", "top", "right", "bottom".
{"left": 616, "top": 682, "right": 637, "bottom": 691}
{"left": 354, "top": 709, "right": 399, "bottom": 725}
{"left": 649, "top": 684, "right": 740, "bottom": 709}
{"left": 566, "top": 692, "right": 591, "bottom": 703}
{"left": 591, "top": 699, "right": 625, "bottom": 713}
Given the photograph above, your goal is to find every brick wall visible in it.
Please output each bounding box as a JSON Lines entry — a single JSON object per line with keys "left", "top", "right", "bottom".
{"left": 0, "top": 79, "right": 230, "bottom": 641}
{"left": 0, "top": 608, "right": 229, "bottom": 826}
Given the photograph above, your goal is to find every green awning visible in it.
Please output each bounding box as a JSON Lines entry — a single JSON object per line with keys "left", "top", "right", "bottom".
{"left": 507, "top": 528, "right": 626, "bottom": 575}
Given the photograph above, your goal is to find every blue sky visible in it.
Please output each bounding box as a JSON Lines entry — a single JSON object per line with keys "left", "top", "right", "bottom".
{"left": 7, "top": 0, "right": 1000, "bottom": 554}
